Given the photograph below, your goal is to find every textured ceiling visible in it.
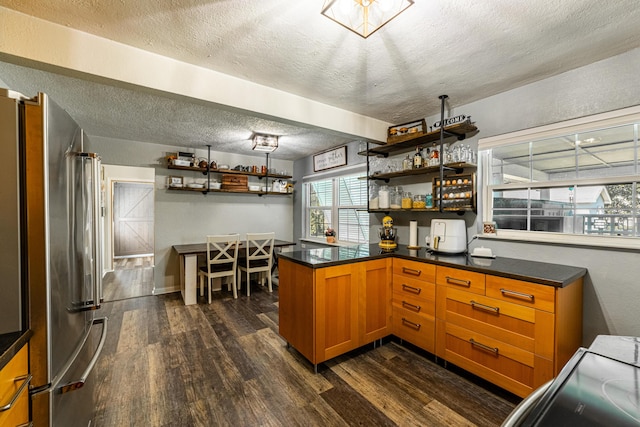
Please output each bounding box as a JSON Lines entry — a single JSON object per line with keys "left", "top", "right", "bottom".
{"left": 1, "top": 0, "right": 640, "bottom": 160}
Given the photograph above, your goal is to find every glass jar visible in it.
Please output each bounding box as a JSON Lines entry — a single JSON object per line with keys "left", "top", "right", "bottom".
{"left": 401, "top": 191, "right": 413, "bottom": 209}
{"left": 425, "top": 193, "right": 434, "bottom": 208}
{"left": 378, "top": 185, "right": 390, "bottom": 209}
{"left": 412, "top": 194, "right": 426, "bottom": 209}
{"left": 368, "top": 182, "right": 379, "bottom": 209}
{"left": 390, "top": 186, "right": 402, "bottom": 209}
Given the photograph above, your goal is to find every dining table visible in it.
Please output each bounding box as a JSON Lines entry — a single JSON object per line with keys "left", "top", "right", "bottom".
{"left": 172, "top": 239, "right": 296, "bottom": 305}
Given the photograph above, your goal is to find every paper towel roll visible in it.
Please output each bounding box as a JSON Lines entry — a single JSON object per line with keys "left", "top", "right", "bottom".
{"left": 409, "top": 220, "right": 418, "bottom": 247}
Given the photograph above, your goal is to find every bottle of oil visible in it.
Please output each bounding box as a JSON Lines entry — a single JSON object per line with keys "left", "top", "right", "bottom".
{"left": 413, "top": 146, "right": 423, "bottom": 168}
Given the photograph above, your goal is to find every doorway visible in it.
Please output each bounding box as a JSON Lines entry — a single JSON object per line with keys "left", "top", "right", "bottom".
{"left": 101, "top": 165, "right": 155, "bottom": 301}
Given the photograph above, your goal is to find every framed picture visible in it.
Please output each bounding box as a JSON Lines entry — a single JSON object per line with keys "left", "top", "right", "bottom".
{"left": 483, "top": 221, "right": 497, "bottom": 235}
{"left": 314, "top": 145, "right": 347, "bottom": 172}
{"left": 168, "top": 176, "right": 184, "bottom": 187}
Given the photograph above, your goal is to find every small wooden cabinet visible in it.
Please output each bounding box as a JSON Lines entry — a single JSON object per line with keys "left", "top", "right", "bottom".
{"left": 279, "top": 258, "right": 391, "bottom": 366}
{"left": 435, "top": 266, "right": 583, "bottom": 398}
{"left": 391, "top": 258, "right": 436, "bottom": 353}
{"left": 0, "top": 345, "right": 30, "bottom": 426}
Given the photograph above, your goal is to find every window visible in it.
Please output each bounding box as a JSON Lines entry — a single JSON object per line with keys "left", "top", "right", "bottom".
{"left": 305, "top": 172, "right": 369, "bottom": 244}
{"left": 480, "top": 105, "right": 640, "bottom": 249}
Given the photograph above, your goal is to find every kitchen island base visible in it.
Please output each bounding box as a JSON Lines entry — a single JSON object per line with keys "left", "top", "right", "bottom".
{"left": 278, "top": 245, "right": 584, "bottom": 398}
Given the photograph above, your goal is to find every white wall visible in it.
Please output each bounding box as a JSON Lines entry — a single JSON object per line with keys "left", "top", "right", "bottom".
{"left": 88, "top": 136, "right": 294, "bottom": 295}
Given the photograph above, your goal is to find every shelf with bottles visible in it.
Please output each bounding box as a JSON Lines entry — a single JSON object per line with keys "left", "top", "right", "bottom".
{"left": 367, "top": 141, "right": 477, "bottom": 180}
{"left": 368, "top": 161, "right": 476, "bottom": 181}
{"left": 358, "top": 119, "right": 478, "bottom": 157}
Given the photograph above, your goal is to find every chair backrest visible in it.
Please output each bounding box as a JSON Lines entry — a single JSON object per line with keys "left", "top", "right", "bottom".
{"left": 244, "top": 232, "right": 275, "bottom": 265}
{"left": 206, "top": 234, "right": 240, "bottom": 273}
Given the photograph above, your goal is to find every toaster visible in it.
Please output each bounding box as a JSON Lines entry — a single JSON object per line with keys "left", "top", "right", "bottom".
{"left": 428, "top": 219, "right": 467, "bottom": 253}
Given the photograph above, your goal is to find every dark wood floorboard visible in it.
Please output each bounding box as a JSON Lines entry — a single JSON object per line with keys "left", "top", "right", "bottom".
{"left": 93, "top": 281, "right": 520, "bottom": 427}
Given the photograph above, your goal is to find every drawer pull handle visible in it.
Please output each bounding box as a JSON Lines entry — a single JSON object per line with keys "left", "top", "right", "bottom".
{"left": 401, "top": 284, "right": 422, "bottom": 294}
{"left": 469, "top": 338, "right": 499, "bottom": 356}
{"left": 402, "top": 318, "right": 421, "bottom": 330}
{"left": 0, "top": 374, "right": 32, "bottom": 412}
{"left": 402, "top": 267, "right": 422, "bottom": 277}
{"left": 402, "top": 301, "right": 422, "bottom": 312}
{"left": 446, "top": 276, "right": 471, "bottom": 287}
{"left": 470, "top": 300, "right": 500, "bottom": 314}
{"left": 500, "top": 288, "right": 535, "bottom": 302}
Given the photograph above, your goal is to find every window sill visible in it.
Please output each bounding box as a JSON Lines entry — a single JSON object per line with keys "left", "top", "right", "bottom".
{"left": 299, "top": 237, "right": 361, "bottom": 248}
{"left": 478, "top": 230, "right": 640, "bottom": 252}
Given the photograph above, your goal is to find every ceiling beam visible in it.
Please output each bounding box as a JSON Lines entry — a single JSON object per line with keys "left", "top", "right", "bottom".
{"left": 0, "top": 6, "right": 389, "bottom": 143}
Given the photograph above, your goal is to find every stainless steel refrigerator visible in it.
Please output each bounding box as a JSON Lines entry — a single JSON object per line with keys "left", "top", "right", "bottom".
{"left": 0, "top": 89, "right": 108, "bottom": 426}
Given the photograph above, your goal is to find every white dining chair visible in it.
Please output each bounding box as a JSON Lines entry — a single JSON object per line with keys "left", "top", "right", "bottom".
{"left": 198, "top": 234, "right": 240, "bottom": 301}
{"left": 237, "top": 232, "right": 275, "bottom": 296}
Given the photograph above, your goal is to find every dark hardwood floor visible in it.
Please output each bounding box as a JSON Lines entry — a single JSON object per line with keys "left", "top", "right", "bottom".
{"left": 93, "top": 281, "right": 520, "bottom": 426}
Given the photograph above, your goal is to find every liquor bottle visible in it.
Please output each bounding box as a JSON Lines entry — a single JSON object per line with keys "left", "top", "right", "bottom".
{"left": 430, "top": 143, "right": 439, "bottom": 166}
{"left": 413, "top": 146, "right": 423, "bottom": 168}
{"left": 403, "top": 154, "right": 412, "bottom": 171}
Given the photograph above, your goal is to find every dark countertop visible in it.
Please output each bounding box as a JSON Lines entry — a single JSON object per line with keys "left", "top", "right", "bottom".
{"left": 278, "top": 244, "right": 586, "bottom": 287}
{"left": 0, "top": 330, "right": 31, "bottom": 370}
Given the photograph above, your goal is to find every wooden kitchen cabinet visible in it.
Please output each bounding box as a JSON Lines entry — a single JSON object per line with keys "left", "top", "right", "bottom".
{"left": 435, "top": 267, "right": 583, "bottom": 398}
{"left": 278, "top": 258, "right": 391, "bottom": 367}
{"left": 358, "top": 258, "right": 393, "bottom": 344}
{"left": 0, "top": 345, "right": 30, "bottom": 426}
{"left": 391, "top": 258, "right": 436, "bottom": 353}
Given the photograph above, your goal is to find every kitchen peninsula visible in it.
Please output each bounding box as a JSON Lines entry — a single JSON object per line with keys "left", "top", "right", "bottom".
{"left": 278, "top": 245, "right": 586, "bottom": 398}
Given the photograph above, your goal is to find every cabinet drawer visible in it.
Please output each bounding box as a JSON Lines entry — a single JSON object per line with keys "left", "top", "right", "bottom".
{"left": 441, "top": 287, "right": 558, "bottom": 355}
{"left": 392, "top": 288, "right": 435, "bottom": 317}
{"left": 436, "top": 266, "right": 485, "bottom": 295}
{"left": 486, "top": 275, "right": 556, "bottom": 313}
{"left": 392, "top": 304, "right": 435, "bottom": 353}
{"left": 393, "top": 259, "right": 436, "bottom": 282}
{"left": 436, "top": 321, "right": 552, "bottom": 397}
{"left": 393, "top": 274, "right": 435, "bottom": 304}
{"left": 0, "top": 345, "right": 30, "bottom": 426}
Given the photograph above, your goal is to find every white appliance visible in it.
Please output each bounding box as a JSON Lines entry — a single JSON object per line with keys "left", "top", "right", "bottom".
{"left": 428, "top": 219, "right": 467, "bottom": 253}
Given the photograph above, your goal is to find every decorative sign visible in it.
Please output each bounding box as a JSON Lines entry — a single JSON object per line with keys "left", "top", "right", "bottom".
{"left": 314, "top": 146, "right": 347, "bottom": 172}
{"left": 431, "top": 114, "right": 468, "bottom": 131}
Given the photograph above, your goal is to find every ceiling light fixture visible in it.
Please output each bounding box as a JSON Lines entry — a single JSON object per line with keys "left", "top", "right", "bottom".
{"left": 321, "top": 0, "right": 414, "bottom": 39}
{"left": 252, "top": 134, "right": 279, "bottom": 152}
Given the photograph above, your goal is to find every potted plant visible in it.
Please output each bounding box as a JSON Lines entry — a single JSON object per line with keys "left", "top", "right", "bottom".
{"left": 325, "top": 228, "right": 336, "bottom": 243}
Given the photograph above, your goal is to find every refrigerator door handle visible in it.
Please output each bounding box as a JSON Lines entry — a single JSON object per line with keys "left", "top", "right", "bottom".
{"left": 71, "top": 152, "right": 102, "bottom": 312}
{"left": 58, "top": 317, "right": 108, "bottom": 395}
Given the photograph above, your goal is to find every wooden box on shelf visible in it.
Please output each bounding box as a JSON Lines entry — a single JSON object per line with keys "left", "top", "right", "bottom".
{"left": 387, "top": 119, "right": 427, "bottom": 145}
{"left": 221, "top": 174, "right": 248, "bottom": 191}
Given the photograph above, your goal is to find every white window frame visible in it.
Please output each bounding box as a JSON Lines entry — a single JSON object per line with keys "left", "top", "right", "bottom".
{"left": 479, "top": 105, "right": 640, "bottom": 250}
{"left": 302, "top": 166, "right": 369, "bottom": 244}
